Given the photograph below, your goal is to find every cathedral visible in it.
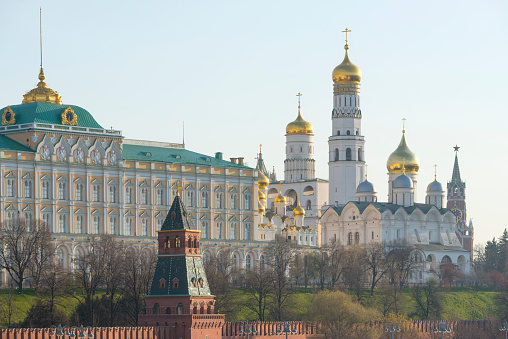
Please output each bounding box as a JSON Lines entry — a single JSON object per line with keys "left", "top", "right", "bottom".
{"left": 0, "top": 27, "right": 473, "bottom": 286}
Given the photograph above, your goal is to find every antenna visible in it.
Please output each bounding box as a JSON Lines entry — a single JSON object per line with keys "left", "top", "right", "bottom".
{"left": 182, "top": 121, "right": 185, "bottom": 145}
{"left": 40, "top": 8, "right": 43, "bottom": 68}
{"left": 402, "top": 118, "right": 406, "bottom": 133}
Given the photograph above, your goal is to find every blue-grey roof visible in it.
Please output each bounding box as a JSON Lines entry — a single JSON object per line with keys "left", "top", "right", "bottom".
{"left": 427, "top": 180, "right": 443, "bottom": 192}
{"left": 357, "top": 180, "right": 375, "bottom": 193}
{"left": 393, "top": 173, "right": 413, "bottom": 189}
{"left": 330, "top": 201, "right": 450, "bottom": 216}
{"left": 122, "top": 144, "right": 252, "bottom": 169}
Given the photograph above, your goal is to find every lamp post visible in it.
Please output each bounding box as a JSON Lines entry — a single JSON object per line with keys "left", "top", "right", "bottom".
{"left": 384, "top": 323, "right": 400, "bottom": 339}
{"left": 277, "top": 322, "right": 297, "bottom": 339}
{"left": 70, "top": 325, "right": 94, "bottom": 338}
{"left": 500, "top": 321, "right": 508, "bottom": 339}
{"left": 50, "top": 325, "right": 94, "bottom": 339}
{"left": 433, "top": 322, "right": 451, "bottom": 339}
{"left": 239, "top": 322, "right": 257, "bottom": 339}
{"left": 50, "top": 325, "right": 70, "bottom": 339}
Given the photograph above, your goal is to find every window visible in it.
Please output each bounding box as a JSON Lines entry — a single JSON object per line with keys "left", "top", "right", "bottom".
{"left": 156, "top": 189, "right": 164, "bottom": 205}
{"left": 244, "top": 194, "right": 252, "bottom": 210}
{"left": 58, "top": 214, "right": 67, "bottom": 233}
{"left": 356, "top": 130, "right": 359, "bottom": 135}
{"left": 159, "top": 279, "right": 166, "bottom": 289}
{"left": 92, "top": 185, "right": 101, "bottom": 202}
{"left": 42, "top": 213, "right": 51, "bottom": 227}
{"left": 125, "top": 217, "right": 134, "bottom": 236}
{"left": 348, "top": 232, "right": 353, "bottom": 245}
{"left": 337, "top": 130, "right": 340, "bottom": 136}
{"left": 58, "top": 183, "right": 67, "bottom": 200}
{"left": 153, "top": 303, "right": 160, "bottom": 315}
{"left": 358, "top": 148, "right": 362, "bottom": 161}
{"left": 346, "top": 148, "right": 352, "bottom": 161}
{"left": 347, "top": 130, "right": 351, "bottom": 135}
{"left": 24, "top": 212, "right": 33, "bottom": 224}
{"left": 335, "top": 148, "right": 339, "bottom": 161}
{"left": 175, "top": 236, "right": 181, "bottom": 248}
{"left": 396, "top": 229, "right": 400, "bottom": 239}
{"left": 201, "top": 221, "right": 209, "bottom": 238}
{"left": 201, "top": 191, "right": 209, "bottom": 208}
{"left": 57, "top": 248, "right": 65, "bottom": 269}
{"left": 109, "top": 217, "right": 117, "bottom": 234}
{"left": 187, "top": 191, "right": 194, "bottom": 207}
{"left": 93, "top": 216, "right": 101, "bottom": 234}
{"left": 24, "top": 181, "right": 33, "bottom": 198}
{"left": 141, "top": 219, "right": 149, "bottom": 236}
{"left": 42, "top": 181, "right": 50, "bottom": 199}
{"left": 371, "top": 231, "right": 374, "bottom": 240}
{"left": 244, "top": 223, "right": 252, "bottom": 240}
{"left": 306, "top": 200, "right": 311, "bottom": 210}
{"left": 141, "top": 188, "right": 149, "bottom": 205}
{"left": 216, "top": 193, "right": 224, "bottom": 209}
{"left": 75, "top": 184, "right": 83, "bottom": 201}
{"left": 156, "top": 218, "right": 163, "bottom": 231}
{"left": 246, "top": 255, "right": 252, "bottom": 270}
{"left": 6, "top": 179, "right": 15, "bottom": 197}
{"left": 177, "top": 303, "right": 184, "bottom": 315}
{"left": 109, "top": 186, "right": 117, "bottom": 203}
{"left": 230, "top": 194, "right": 238, "bottom": 209}
{"left": 216, "top": 222, "right": 223, "bottom": 239}
{"left": 76, "top": 215, "right": 84, "bottom": 234}
{"left": 230, "top": 223, "right": 237, "bottom": 240}
{"left": 355, "top": 232, "right": 360, "bottom": 244}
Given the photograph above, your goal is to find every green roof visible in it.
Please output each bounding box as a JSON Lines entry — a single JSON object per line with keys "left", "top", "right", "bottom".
{"left": 0, "top": 135, "right": 34, "bottom": 152}
{"left": 1, "top": 102, "right": 103, "bottom": 129}
{"left": 416, "top": 243, "right": 469, "bottom": 252}
{"left": 161, "top": 195, "right": 195, "bottom": 231}
{"left": 122, "top": 144, "right": 252, "bottom": 169}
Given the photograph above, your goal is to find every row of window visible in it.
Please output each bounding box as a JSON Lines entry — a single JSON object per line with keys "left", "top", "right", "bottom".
{"left": 6, "top": 180, "right": 253, "bottom": 210}
{"left": 333, "top": 147, "right": 362, "bottom": 161}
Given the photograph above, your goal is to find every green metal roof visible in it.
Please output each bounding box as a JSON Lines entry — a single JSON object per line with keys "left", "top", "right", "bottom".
{"left": 0, "top": 102, "right": 103, "bottom": 129}
{"left": 416, "top": 243, "right": 469, "bottom": 252}
{"left": 122, "top": 144, "right": 252, "bottom": 169}
{"left": 0, "top": 135, "right": 34, "bottom": 152}
{"left": 161, "top": 195, "right": 196, "bottom": 231}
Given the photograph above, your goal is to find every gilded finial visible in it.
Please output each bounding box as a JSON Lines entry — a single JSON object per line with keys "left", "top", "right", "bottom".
{"left": 176, "top": 180, "right": 183, "bottom": 196}
{"left": 342, "top": 27, "right": 351, "bottom": 50}
{"left": 434, "top": 164, "right": 438, "bottom": 181}
{"left": 296, "top": 92, "right": 302, "bottom": 116}
{"left": 453, "top": 145, "right": 460, "bottom": 153}
{"left": 402, "top": 118, "right": 406, "bottom": 133}
{"left": 365, "top": 164, "right": 368, "bottom": 180}
{"left": 182, "top": 121, "right": 185, "bottom": 145}
{"left": 259, "top": 143, "right": 262, "bottom": 155}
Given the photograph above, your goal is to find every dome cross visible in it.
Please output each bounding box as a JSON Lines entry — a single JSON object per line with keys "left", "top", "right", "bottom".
{"left": 342, "top": 27, "right": 351, "bottom": 45}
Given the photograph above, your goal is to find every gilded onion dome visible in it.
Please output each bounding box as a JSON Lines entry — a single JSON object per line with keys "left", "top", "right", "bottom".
{"left": 286, "top": 111, "right": 313, "bottom": 135}
{"left": 22, "top": 68, "right": 62, "bottom": 105}
{"left": 258, "top": 170, "right": 270, "bottom": 189}
{"left": 386, "top": 132, "right": 420, "bottom": 173}
{"left": 293, "top": 199, "right": 305, "bottom": 218}
{"left": 274, "top": 192, "right": 286, "bottom": 204}
{"left": 258, "top": 189, "right": 266, "bottom": 201}
{"left": 332, "top": 45, "right": 362, "bottom": 84}
{"left": 258, "top": 201, "right": 265, "bottom": 214}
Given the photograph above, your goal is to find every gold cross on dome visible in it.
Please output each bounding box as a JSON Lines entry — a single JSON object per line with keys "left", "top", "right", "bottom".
{"left": 402, "top": 118, "right": 406, "bottom": 132}
{"left": 296, "top": 92, "right": 302, "bottom": 108}
{"left": 342, "top": 27, "right": 351, "bottom": 44}
{"left": 434, "top": 164, "right": 438, "bottom": 180}
{"left": 365, "top": 164, "right": 368, "bottom": 180}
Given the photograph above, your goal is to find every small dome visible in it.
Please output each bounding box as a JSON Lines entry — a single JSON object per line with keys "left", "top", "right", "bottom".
{"left": 427, "top": 180, "right": 443, "bottom": 192}
{"left": 22, "top": 68, "right": 62, "bottom": 105}
{"left": 258, "top": 171, "right": 269, "bottom": 189}
{"left": 393, "top": 173, "right": 413, "bottom": 189}
{"left": 286, "top": 112, "right": 313, "bottom": 135}
{"left": 274, "top": 193, "right": 286, "bottom": 204}
{"left": 293, "top": 205, "right": 305, "bottom": 217}
{"left": 387, "top": 132, "right": 420, "bottom": 173}
{"left": 258, "top": 190, "right": 266, "bottom": 201}
{"left": 357, "top": 180, "right": 375, "bottom": 193}
{"left": 332, "top": 47, "right": 362, "bottom": 84}
{"left": 258, "top": 201, "right": 265, "bottom": 214}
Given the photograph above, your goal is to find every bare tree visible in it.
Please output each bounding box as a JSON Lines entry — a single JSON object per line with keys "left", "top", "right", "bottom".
{"left": 325, "top": 240, "right": 345, "bottom": 289}
{"left": 40, "top": 256, "right": 70, "bottom": 325}
{"left": 0, "top": 218, "right": 51, "bottom": 294}
{"left": 243, "top": 265, "right": 273, "bottom": 321}
{"left": 411, "top": 277, "right": 442, "bottom": 319}
{"left": 342, "top": 245, "right": 367, "bottom": 300}
{"left": 101, "top": 236, "right": 126, "bottom": 326}
{"left": 29, "top": 224, "right": 52, "bottom": 294}
{"left": 363, "top": 243, "right": 387, "bottom": 295}
{"left": 0, "top": 282, "right": 16, "bottom": 327}
{"left": 267, "top": 235, "right": 296, "bottom": 321}
{"left": 385, "top": 240, "right": 418, "bottom": 289}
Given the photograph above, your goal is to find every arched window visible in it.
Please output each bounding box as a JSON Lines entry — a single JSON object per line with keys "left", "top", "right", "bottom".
{"left": 355, "top": 232, "right": 360, "bottom": 244}
{"left": 153, "top": 303, "right": 160, "bottom": 315}
{"left": 358, "top": 148, "right": 362, "bottom": 161}
{"left": 347, "top": 130, "right": 351, "bottom": 136}
{"left": 356, "top": 130, "right": 359, "bottom": 135}
{"left": 216, "top": 222, "right": 223, "bottom": 239}
{"left": 175, "top": 236, "right": 181, "bottom": 248}
{"left": 306, "top": 200, "right": 311, "bottom": 210}
{"left": 334, "top": 148, "right": 339, "bottom": 161}
{"left": 246, "top": 255, "right": 252, "bottom": 270}
{"left": 337, "top": 130, "right": 340, "bottom": 136}
{"left": 244, "top": 223, "right": 252, "bottom": 240}
{"left": 230, "top": 223, "right": 237, "bottom": 239}
{"left": 177, "top": 303, "right": 184, "bottom": 315}
{"left": 57, "top": 248, "right": 65, "bottom": 268}
{"left": 348, "top": 232, "right": 353, "bottom": 245}
{"left": 346, "top": 148, "right": 352, "bottom": 161}
{"left": 201, "top": 221, "right": 209, "bottom": 238}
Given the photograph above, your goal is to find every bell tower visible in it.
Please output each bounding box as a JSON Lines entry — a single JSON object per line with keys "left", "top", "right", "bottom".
{"left": 447, "top": 146, "right": 473, "bottom": 253}
{"left": 328, "top": 28, "right": 365, "bottom": 205}
{"left": 139, "top": 191, "right": 224, "bottom": 338}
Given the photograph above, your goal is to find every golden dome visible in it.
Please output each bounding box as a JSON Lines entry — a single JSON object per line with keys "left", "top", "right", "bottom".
{"left": 258, "top": 170, "right": 270, "bottom": 189}
{"left": 293, "top": 205, "right": 305, "bottom": 217}
{"left": 286, "top": 112, "right": 313, "bottom": 135}
{"left": 332, "top": 46, "right": 362, "bottom": 84}
{"left": 258, "top": 190, "right": 266, "bottom": 201}
{"left": 258, "top": 201, "right": 265, "bottom": 214}
{"left": 274, "top": 193, "right": 286, "bottom": 204}
{"left": 386, "top": 132, "right": 420, "bottom": 173}
{"left": 22, "top": 68, "right": 62, "bottom": 105}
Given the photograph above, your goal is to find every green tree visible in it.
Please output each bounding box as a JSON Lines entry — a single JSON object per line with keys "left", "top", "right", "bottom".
{"left": 411, "top": 277, "right": 442, "bottom": 319}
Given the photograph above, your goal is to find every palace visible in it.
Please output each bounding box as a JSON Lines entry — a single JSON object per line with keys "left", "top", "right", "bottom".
{"left": 0, "top": 27, "right": 473, "bottom": 286}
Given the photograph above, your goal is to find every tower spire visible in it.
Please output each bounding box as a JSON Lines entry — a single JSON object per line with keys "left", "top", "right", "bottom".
{"left": 451, "top": 146, "right": 462, "bottom": 183}
{"left": 40, "top": 8, "right": 43, "bottom": 69}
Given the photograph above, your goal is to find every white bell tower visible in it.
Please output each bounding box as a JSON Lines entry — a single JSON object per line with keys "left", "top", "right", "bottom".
{"left": 328, "top": 28, "right": 365, "bottom": 205}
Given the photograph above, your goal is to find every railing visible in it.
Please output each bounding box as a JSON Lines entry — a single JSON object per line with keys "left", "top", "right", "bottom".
{"left": 0, "top": 122, "right": 122, "bottom": 136}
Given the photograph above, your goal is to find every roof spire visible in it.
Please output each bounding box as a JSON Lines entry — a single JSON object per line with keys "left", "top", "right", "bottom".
{"left": 296, "top": 92, "right": 302, "bottom": 117}
{"left": 40, "top": 8, "right": 43, "bottom": 69}
{"left": 342, "top": 27, "right": 351, "bottom": 50}
{"left": 402, "top": 117, "right": 406, "bottom": 134}
{"left": 182, "top": 121, "right": 185, "bottom": 145}
{"left": 451, "top": 146, "right": 462, "bottom": 183}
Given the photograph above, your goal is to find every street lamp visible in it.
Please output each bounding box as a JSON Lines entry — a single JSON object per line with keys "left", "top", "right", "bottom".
{"left": 384, "top": 323, "right": 400, "bottom": 339}
{"left": 239, "top": 322, "right": 257, "bottom": 339}
{"left": 50, "top": 325, "right": 70, "bottom": 339}
{"left": 277, "top": 322, "right": 297, "bottom": 339}
{"left": 50, "top": 325, "right": 94, "bottom": 339}
{"left": 70, "top": 325, "right": 94, "bottom": 338}
{"left": 433, "top": 322, "right": 451, "bottom": 339}
{"left": 500, "top": 321, "right": 508, "bottom": 339}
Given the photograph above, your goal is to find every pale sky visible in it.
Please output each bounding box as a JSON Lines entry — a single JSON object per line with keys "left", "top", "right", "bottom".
{"left": 1, "top": 0, "right": 507, "bottom": 245}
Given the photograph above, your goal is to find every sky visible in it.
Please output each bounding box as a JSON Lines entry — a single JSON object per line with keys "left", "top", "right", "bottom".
{"left": 0, "top": 0, "right": 507, "bottom": 245}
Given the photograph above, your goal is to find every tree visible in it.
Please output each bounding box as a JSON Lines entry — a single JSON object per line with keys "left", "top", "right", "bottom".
{"left": 243, "top": 265, "right": 273, "bottom": 321}
{"left": 411, "top": 277, "right": 442, "bottom": 319}
{"left": 306, "top": 290, "right": 381, "bottom": 339}
{"left": 267, "top": 235, "right": 296, "bottom": 321}
{"left": 29, "top": 228, "right": 52, "bottom": 294}
{"left": 385, "top": 240, "right": 418, "bottom": 289}
{"left": 0, "top": 218, "right": 51, "bottom": 294}
{"left": 325, "top": 240, "right": 345, "bottom": 289}
{"left": 342, "top": 245, "right": 367, "bottom": 300}
{"left": 362, "top": 243, "right": 386, "bottom": 296}
{"left": 0, "top": 282, "right": 16, "bottom": 327}
{"left": 101, "top": 236, "right": 126, "bottom": 326}
{"left": 39, "top": 258, "right": 70, "bottom": 325}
